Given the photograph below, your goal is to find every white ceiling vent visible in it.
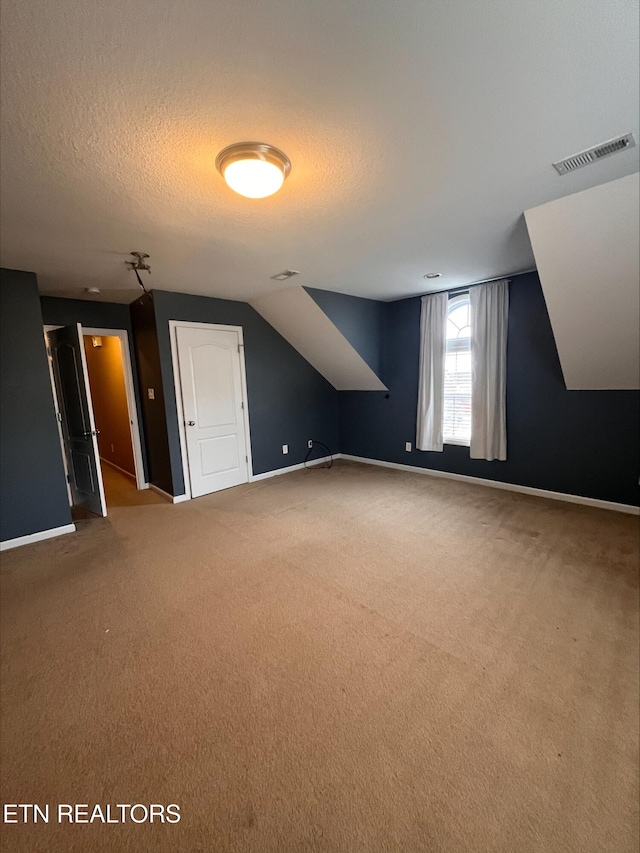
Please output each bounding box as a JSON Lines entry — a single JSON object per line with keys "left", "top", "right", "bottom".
{"left": 270, "top": 269, "right": 300, "bottom": 281}
{"left": 553, "top": 133, "right": 636, "bottom": 175}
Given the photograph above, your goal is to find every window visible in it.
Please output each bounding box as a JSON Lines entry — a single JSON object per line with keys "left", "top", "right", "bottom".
{"left": 443, "top": 294, "right": 471, "bottom": 445}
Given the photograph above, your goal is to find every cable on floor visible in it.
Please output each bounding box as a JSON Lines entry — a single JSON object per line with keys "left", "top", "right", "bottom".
{"left": 304, "top": 440, "right": 333, "bottom": 469}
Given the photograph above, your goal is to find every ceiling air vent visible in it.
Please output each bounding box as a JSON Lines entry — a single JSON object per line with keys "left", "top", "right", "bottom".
{"left": 270, "top": 269, "right": 300, "bottom": 281}
{"left": 553, "top": 133, "right": 636, "bottom": 175}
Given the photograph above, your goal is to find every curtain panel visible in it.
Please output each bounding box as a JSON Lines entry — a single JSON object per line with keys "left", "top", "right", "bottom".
{"left": 416, "top": 292, "right": 448, "bottom": 452}
{"left": 470, "top": 279, "right": 509, "bottom": 461}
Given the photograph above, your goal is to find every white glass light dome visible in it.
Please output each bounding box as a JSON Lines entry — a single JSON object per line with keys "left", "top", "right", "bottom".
{"left": 216, "top": 142, "right": 291, "bottom": 199}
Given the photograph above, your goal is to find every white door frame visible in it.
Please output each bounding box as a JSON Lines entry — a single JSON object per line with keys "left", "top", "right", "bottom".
{"left": 82, "top": 328, "right": 148, "bottom": 491}
{"left": 168, "top": 320, "right": 253, "bottom": 501}
{"left": 44, "top": 325, "right": 148, "bottom": 492}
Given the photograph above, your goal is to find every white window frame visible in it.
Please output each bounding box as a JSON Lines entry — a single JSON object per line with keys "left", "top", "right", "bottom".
{"left": 443, "top": 293, "right": 472, "bottom": 447}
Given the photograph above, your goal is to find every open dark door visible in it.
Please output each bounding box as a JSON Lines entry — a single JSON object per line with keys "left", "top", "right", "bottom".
{"left": 48, "top": 324, "right": 107, "bottom": 517}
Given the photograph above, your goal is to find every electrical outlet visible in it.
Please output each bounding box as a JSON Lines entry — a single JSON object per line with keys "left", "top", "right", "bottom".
{"left": 111, "top": 443, "right": 114, "bottom": 453}
{"left": 307, "top": 440, "right": 313, "bottom": 449}
{"left": 282, "top": 444, "right": 289, "bottom": 455}
{"left": 147, "top": 388, "right": 155, "bottom": 400}
{"left": 405, "top": 442, "right": 412, "bottom": 452}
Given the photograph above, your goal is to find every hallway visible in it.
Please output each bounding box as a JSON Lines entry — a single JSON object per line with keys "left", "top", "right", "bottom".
{"left": 99, "top": 464, "right": 162, "bottom": 509}
{"left": 70, "top": 464, "right": 164, "bottom": 522}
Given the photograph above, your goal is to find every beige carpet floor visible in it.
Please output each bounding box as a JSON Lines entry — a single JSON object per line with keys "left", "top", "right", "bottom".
{"left": 1, "top": 460, "right": 638, "bottom": 853}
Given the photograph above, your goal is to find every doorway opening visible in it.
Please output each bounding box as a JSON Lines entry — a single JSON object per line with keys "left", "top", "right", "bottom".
{"left": 45, "top": 324, "right": 147, "bottom": 517}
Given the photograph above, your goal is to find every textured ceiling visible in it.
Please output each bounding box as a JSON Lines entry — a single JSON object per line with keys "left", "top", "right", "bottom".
{"left": 1, "top": 0, "right": 638, "bottom": 304}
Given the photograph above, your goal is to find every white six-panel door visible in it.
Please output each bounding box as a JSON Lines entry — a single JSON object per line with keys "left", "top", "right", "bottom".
{"left": 175, "top": 325, "right": 249, "bottom": 498}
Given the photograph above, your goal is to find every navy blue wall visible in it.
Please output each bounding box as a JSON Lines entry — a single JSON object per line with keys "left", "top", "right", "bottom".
{"left": 40, "top": 296, "right": 149, "bottom": 482}
{"left": 41, "top": 296, "right": 133, "bottom": 333}
{"left": 1, "top": 270, "right": 72, "bottom": 541}
{"left": 339, "top": 272, "right": 639, "bottom": 506}
{"left": 151, "top": 290, "right": 340, "bottom": 494}
{"left": 305, "top": 287, "right": 384, "bottom": 375}
{"left": 31, "top": 278, "right": 640, "bottom": 507}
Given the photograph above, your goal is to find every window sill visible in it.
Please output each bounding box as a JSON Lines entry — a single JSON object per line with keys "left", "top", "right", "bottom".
{"left": 444, "top": 439, "right": 470, "bottom": 447}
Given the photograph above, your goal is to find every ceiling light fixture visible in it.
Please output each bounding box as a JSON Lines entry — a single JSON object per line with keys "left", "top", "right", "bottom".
{"left": 423, "top": 273, "right": 442, "bottom": 279}
{"left": 216, "top": 142, "right": 291, "bottom": 199}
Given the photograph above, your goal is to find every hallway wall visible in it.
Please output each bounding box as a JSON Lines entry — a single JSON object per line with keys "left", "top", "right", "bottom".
{"left": 83, "top": 335, "right": 135, "bottom": 477}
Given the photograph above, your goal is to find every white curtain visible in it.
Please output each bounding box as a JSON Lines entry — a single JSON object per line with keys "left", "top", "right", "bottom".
{"left": 470, "top": 280, "right": 509, "bottom": 460}
{"left": 416, "top": 292, "right": 447, "bottom": 452}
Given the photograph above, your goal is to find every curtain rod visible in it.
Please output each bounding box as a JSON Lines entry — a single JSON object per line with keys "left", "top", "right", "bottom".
{"left": 423, "top": 275, "right": 511, "bottom": 298}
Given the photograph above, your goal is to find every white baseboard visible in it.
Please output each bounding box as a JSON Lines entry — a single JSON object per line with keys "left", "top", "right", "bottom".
{"left": 149, "top": 484, "right": 189, "bottom": 504}
{"left": 146, "top": 455, "right": 638, "bottom": 515}
{"left": 250, "top": 455, "right": 335, "bottom": 482}
{"left": 149, "top": 458, "right": 336, "bottom": 498}
{"left": 340, "top": 454, "right": 639, "bottom": 515}
{"left": 100, "top": 457, "right": 136, "bottom": 481}
{"left": 0, "top": 523, "right": 77, "bottom": 552}
{"left": 148, "top": 460, "right": 337, "bottom": 499}
{"left": 100, "top": 457, "right": 149, "bottom": 490}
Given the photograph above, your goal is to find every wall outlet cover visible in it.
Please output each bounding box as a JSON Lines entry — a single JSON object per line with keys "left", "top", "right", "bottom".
{"left": 405, "top": 442, "right": 412, "bottom": 452}
{"left": 308, "top": 440, "right": 313, "bottom": 449}
{"left": 282, "top": 444, "right": 289, "bottom": 454}
{"left": 147, "top": 388, "right": 155, "bottom": 400}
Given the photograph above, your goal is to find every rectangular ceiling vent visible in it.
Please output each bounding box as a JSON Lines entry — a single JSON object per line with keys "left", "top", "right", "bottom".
{"left": 270, "top": 269, "right": 300, "bottom": 281}
{"left": 553, "top": 133, "right": 636, "bottom": 175}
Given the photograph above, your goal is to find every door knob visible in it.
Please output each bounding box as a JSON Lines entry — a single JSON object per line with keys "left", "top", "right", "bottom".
{"left": 187, "top": 420, "right": 195, "bottom": 426}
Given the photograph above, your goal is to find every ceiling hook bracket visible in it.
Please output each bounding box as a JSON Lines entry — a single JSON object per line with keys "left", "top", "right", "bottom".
{"left": 127, "top": 252, "right": 151, "bottom": 293}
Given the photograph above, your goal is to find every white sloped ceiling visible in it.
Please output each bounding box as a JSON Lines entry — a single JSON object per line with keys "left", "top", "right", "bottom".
{"left": 525, "top": 172, "right": 639, "bottom": 390}
{"left": 251, "top": 287, "right": 387, "bottom": 391}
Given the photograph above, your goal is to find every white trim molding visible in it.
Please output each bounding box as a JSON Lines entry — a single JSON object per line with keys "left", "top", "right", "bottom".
{"left": 340, "top": 455, "right": 640, "bottom": 515}
{"left": 148, "top": 484, "right": 189, "bottom": 504}
{"left": 1, "top": 523, "right": 77, "bottom": 552}
{"left": 249, "top": 456, "right": 335, "bottom": 482}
